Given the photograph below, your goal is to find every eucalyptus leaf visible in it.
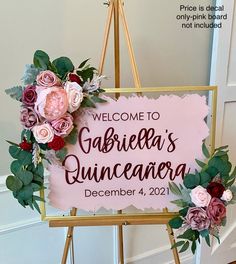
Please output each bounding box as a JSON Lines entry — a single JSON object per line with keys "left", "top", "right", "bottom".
{"left": 171, "top": 241, "right": 185, "bottom": 249}
{"left": 17, "top": 185, "right": 34, "bottom": 201}
{"left": 191, "top": 240, "right": 197, "bottom": 254}
{"left": 21, "top": 64, "right": 42, "bottom": 85}
{"left": 6, "top": 176, "right": 23, "bottom": 192}
{"left": 10, "top": 160, "right": 22, "bottom": 175}
{"left": 183, "top": 173, "right": 200, "bottom": 189}
{"left": 205, "top": 235, "right": 211, "bottom": 247}
{"left": 65, "top": 127, "right": 78, "bottom": 145}
{"left": 169, "top": 182, "right": 182, "bottom": 196}
{"left": 81, "top": 97, "right": 96, "bottom": 108}
{"left": 18, "top": 150, "right": 33, "bottom": 165}
{"left": 16, "top": 170, "right": 33, "bottom": 185}
{"left": 52, "top": 57, "right": 74, "bottom": 79}
{"left": 91, "top": 95, "right": 107, "bottom": 103}
{"left": 56, "top": 147, "right": 68, "bottom": 162}
{"left": 195, "top": 159, "right": 206, "bottom": 168}
{"left": 9, "top": 145, "right": 21, "bottom": 159}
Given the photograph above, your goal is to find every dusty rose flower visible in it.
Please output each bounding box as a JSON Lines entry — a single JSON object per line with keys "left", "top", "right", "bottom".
{"left": 51, "top": 113, "right": 74, "bottom": 137}
{"left": 207, "top": 198, "right": 226, "bottom": 225}
{"left": 36, "top": 70, "right": 60, "bottom": 87}
{"left": 221, "top": 190, "right": 233, "bottom": 202}
{"left": 190, "top": 186, "right": 211, "bottom": 207}
{"left": 64, "top": 81, "right": 83, "bottom": 113}
{"left": 186, "top": 207, "right": 211, "bottom": 231}
{"left": 35, "top": 87, "right": 69, "bottom": 121}
{"left": 22, "top": 85, "right": 37, "bottom": 106}
{"left": 32, "top": 123, "right": 54, "bottom": 144}
{"left": 20, "top": 107, "right": 39, "bottom": 129}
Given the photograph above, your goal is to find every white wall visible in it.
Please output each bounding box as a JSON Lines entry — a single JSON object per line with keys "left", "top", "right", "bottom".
{"left": 0, "top": 0, "right": 213, "bottom": 263}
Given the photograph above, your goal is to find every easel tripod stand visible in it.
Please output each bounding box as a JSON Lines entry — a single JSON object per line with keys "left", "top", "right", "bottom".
{"left": 48, "top": 1, "right": 181, "bottom": 263}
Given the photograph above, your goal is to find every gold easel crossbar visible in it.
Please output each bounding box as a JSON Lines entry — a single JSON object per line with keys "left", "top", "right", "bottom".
{"left": 40, "top": 85, "right": 217, "bottom": 223}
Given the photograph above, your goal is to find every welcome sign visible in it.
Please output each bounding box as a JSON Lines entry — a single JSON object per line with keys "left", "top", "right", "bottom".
{"left": 48, "top": 94, "right": 209, "bottom": 211}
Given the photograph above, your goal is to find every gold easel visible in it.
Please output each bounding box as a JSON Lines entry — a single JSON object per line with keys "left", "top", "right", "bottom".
{"left": 52, "top": 1, "right": 180, "bottom": 263}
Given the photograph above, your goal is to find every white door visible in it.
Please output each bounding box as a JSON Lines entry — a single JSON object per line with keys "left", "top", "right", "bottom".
{"left": 198, "top": 0, "right": 236, "bottom": 263}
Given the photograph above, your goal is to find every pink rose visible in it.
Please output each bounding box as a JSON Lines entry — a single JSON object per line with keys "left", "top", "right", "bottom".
{"left": 64, "top": 81, "right": 83, "bottom": 113}
{"left": 35, "top": 87, "right": 69, "bottom": 121}
{"left": 32, "top": 123, "right": 54, "bottom": 144}
{"left": 190, "top": 186, "right": 211, "bottom": 207}
{"left": 207, "top": 198, "right": 226, "bottom": 225}
{"left": 186, "top": 207, "right": 211, "bottom": 231}
{"left": 51, "top": 113, "right": 74, "bottom": 137}
{"left": 20, "top": 107, "right": 39, "bottom": 129}
{"left": 22, "top": 85, "right": 37, "bottom": 106}
{"left": 36, "top": 70, "right": 60, "bottom": 87}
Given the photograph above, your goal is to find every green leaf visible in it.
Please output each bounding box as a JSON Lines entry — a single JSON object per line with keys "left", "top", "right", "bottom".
{"left": 205, "top": 235, "right": 211, "bottom": 247}
{"left": 17, "top": 185, "right": 34, "bottom": 201}
{"left": 214, "top": 150, "right": 228, "bottom": 157}
{"left": 33, "top": 195, "right": 45, "bottom": 202}
{"left": 55, "top": 147, "right": 68, "bottom": 162}
{"left": 183, "top": 173, "right": 200, "bottom": 189}
{"left": 32, "top": 162, "right": 44, "bottom": 178}
{"left": 171, "top": 199, "right": 188, "bottom": 207}
{"left": 215, "top": 145, "right": 228, "bottom": 152}
{"left": 168, "top": 182, "right": 182, "bottom": 196}
{"left": 78, "top": 58, "right": 90, "bottom": 69}
{"left": 179, "top": 241, "right": 189, "bottom": 253}
{"left": 205, "top": 166, "right": 218, "bottom": 178}
{"left": 81, "top": 97, "right": 96, "bottom": 108}
{"left": 191, "top": 240, "right": 197, "bottom": 254}
{"left": 221, "top": 217, "right": 227, "bottom": 226}
{"left": 5, "top": 86, "right": 23, "bottom": 101}
{"left": 202, "top": 143, "right": 210, "bottom": 158}
{"left": 177, "top": 229, "right": 199, "bottom": 241}
{"left": 52, "top": 57, "right": 74, "bottom": 79}
{"left": 6, "top": 140, "right": 19, "bottom": 147}
{"left": 171, "top": 241, "right": 185, "bottom": 249}
{"left": 65, "top": 127, "right": 78, "bottom": 145}
{"left": 179, "top": 207, "right": 188, "bottom": 217}
{"left": 195, "top": 159, "right": 206, "bottom": 168}
{"left": 199, "top": 172, "right": 211, "bottom": 185}
{"left": 10, "top": 160, "right": 22, "bottom": 175}
{"left": 33, "top": 50, "right": 50, "bottom": 69}
{"left": 9, "top": 145, "right": 21, "bottom": 159}
{"left": 169, "top": 217, "right": 183, "bottom": 229}
{"left": 18, "top": 150, "right": 33, "bottom": 165}
{"left": 91, "top": 95, "right": 107, "bottom": 103}
{"left": 200, "top": 229, "right": 209, "bottom": 238}
{"left": 33, "top": 174, "right": 44, "bottom": 183}
{"left": 16, "top": 170, "right": 33, "bottom": 185}
{"left": 180, "top": 188, "right": 191, "bottom": 203}
{"left": 33, "top": 200, "right": 41, "bottom": 214}
{"left": 6, "top": 176, "right": 23, "bottom": 192}
{"left": 31, "top": 183, "right": 42, "bottom": 191}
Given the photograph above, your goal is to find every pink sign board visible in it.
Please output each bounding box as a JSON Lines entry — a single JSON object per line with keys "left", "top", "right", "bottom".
{"left": 48, "top": 94, "right": 209, "bottom": 211}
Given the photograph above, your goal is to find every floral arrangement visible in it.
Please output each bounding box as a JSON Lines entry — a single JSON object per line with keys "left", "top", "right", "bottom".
{"left": 5, "top": 50, "right": 106, "bottom": 213}
{"left": 169, "top": 144, "right": 236, "bottom": 254}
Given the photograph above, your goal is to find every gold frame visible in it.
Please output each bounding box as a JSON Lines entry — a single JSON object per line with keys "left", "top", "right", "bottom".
{"left": 40, "top": 85, "right": 217, "bottom": 222}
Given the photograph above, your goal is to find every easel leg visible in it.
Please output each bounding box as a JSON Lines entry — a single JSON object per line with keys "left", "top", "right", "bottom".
{"left": 164, "top": 208, "right": 180, "bottom": 264}
{"left": 118, "top": 210, "right": 124, "bottom": 264}
{"left": 61, "top": 208, "right": 77, "bottom": 264}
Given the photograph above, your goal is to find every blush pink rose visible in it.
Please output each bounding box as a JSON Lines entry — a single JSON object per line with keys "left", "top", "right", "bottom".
{"left": 36, "top": 70, "right": 60, "bottom": 87}
{"left": 20, "top": 107, "right": 39, "bottom": 129}
{"left": 186, "top": 207, "right": 211, "bottom": 231}
{"left": 32, "top": 123, "right": 54, "bottom": 144}
{"left": 190, "top": 186, "right": 211, "bottom": 207}
{"left": 64, "top": 81, "right": 83, "bottom": 113}
{"left": 35, "top": 87, "right": 69, "bottom": 121}
{"left": 207, "top": 198, "right": 226, "bottom": 225}
{"left": 51, "top": 113, "right": 74, "bottom": 137}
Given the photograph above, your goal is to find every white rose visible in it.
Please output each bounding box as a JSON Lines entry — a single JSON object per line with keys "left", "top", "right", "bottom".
{"left": 64, "top": 81, "right": 83, "bottom": 113}
{"left": 221, "top": 189, "right": 233, "bottom": 202}
{"left": 190, "top": 186, "right": 211, "bottom": 207}
{"left": 33, "top": 123, "right": 54, "bottom": 144}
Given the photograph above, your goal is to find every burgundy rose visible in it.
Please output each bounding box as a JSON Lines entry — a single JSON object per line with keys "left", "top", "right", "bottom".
{"left": 20, "top": 107, "right": 39, "bottom": 129}
{"left": 68, "top": 73, "right": 82, "bottom": 85}
{"left": 186, "top": 207, "right": 211, "bottom": 231}
{"left": 48, "top": 135, "right": 65, "bottom": 151}
{"left": 22, "top": 85, "right": 37, "bottom": 106}
{"left": 207, "top": 197, "right": 226, "bottom": 225}
{"left": 207, "top": 182, "right": 225, "bottom": 198}
{"left": 51, "top": 113, "right": 74, "bottom": 137}
{"left": 19, "top": 138, "right": 33, "bottom": 151}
